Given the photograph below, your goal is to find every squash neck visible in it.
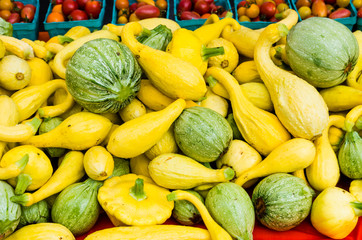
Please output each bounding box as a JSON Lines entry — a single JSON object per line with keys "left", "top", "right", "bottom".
{"left": 350, "top": 201, "right": 362, "bottom": 217}
{"left": 121, "top": 22, "right": 147, "bottom": 56}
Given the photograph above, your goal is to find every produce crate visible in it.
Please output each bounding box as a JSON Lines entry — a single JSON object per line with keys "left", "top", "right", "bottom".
{"left": 111, "top": 0, "right": 171, "bottom": 25}
{"left": 12, "top": 0, "right": 40, "bottom": 40}
{"left": 234, "top": 0, "right": 292, "bottom": 29}
{"left": 174, "top": 0, "right": 232, "bottom": 30}
{"left": 290, "top": 0, "right": 357, "bottom": 30}
{"left": 43, "top": 0, "right": 106, "bottom": 38}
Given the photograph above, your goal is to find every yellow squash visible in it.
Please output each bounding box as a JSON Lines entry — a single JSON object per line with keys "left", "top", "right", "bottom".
{"left": 10, "top": 151, "right": 85, "bottom": 206}
{"left": 200, "top": 87, "right": 229, "bottom": 117}
{"left": 207, "top": 38, "right": 239, "bottom": 73}
{"left": 216, "top": 140, "right": 262, "bottom": 188}
{"left": 83, "top": 146, "right": 114, "bottom": 181}
{"left": 137, "top": 79, "right": 174, "bottom": 111}
{"left": 310, "top": 187, "right": 362, "bottom": 239}
{"left": 97, "top": 174, "right": 173, "bottom": 226}
{"left": 346, "top": 30, "right": 362, "bottom": 91}
{"left": 144, "top": 126, "right": 178, "bottom": 160}
{"left": 320, "top": 85, "right": 362, "bottom": 112}
{"left": 0, "top": 95, "right": 19, "bottom": 158}
{"left": 1, "top": 145, "right": 53, "bottom": 194}
{"left": 84, "top": 225, "right": 211, "bottom": 240}
{"left": 107, "top": 98, "right": 186, "bottom": 158}
{"left": 306, "top": 115, "right": 345, "bottom": 192}
{"left": 232, "top": 60, "right": 262, "bottom": 84}
{"left": 21, "top": 38, "right": 53, "bottom": 62}
{"left": 344, "top": 104, "right": 362, "bottom": 132}
{"left": 0, "top": 35, "right": 34, "bottom": 59}
{"left": 0, "top": 55, "right": 32, "bottom": 90}
{"left": 167, "top": 190, "right": 233, "bottom": 240}
{"left": 53, "top": 30, "right": 119, "bottom": 79}
{"left": 118, "top": 98, "right": 146, "bottom": 122}
{"left": 5, "top": 223, "right": 75, "bottom": 240}
{"left": 350, "top": 180, "right": 362, "bottom": 202}
{"left": 204, "top": 67, "right": 290, "bottom": 156}
{"left": 121, "top": 22, "right": 207, "bottom": 101}
{"left": 21, "top": 112, "right": 113, "bottom": 150}
{"left": 130, "top": 154, "right": 151, "bottom": 177}
{"left": 329, "top": 126, "right": 345, "bottom": 152}
{"left": 0, "top": 154, "right": 28, "bottom": 180}
{"left": 26, "top": 57, "right": 53, "bottom": 86}
{"left": 148, "top": 153, "right": 235, "bottom": 189}
{"left": 254, "top": 23, "right": 329, "bottom": 139}
{"left": 0, "top": 117, "right": 41, "bottom": 142}
{"left": 11, "top": 79, "right": 74, "bottom": 122}
{"left": 234, "top": 138, "right": 316, "bottom": 186}
{"left": 193, "top": 16, "right": 241, "bottom": 45}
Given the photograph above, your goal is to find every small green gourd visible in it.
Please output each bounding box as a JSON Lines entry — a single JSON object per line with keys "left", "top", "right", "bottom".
{"left": 38, "top": 117, "right": 66, "bottom": 158}
{"left": 172, "top": 190, "right": 204, "bottom": 226}
{"left": 338, "top": 131, "right": 362, "bottom": 179}
{"left": 138, "top": 24, "right": 172, "bottom": 51}
{"left": 18, "top": 200, "right": 50, "bottom": 228}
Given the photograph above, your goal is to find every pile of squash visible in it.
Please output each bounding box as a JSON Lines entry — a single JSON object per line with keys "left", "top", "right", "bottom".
{"left": 0, "top": 9, "right": 362, "bottom": 240}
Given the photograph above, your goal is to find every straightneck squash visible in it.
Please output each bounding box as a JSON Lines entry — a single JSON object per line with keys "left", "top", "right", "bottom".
{"left": 167, "top": 190, "right": 233, "bottom": 240}
{"left": 11, "top": 79, "right": 74, "bottom": 122}
{"left": 345, "top": 105, "right": 362, "bottom": 132}
{"left": 1, "top": 145, "right": 53, "bottom": 194}
{"left": 97, "top": 174, "right": 173, "bottom": 226}
{"left": 11, "top": 151, "right": 85, "bottom": 207}
{"left": 234, "top": 138, "right": 316, "bottom": 186}
{"left": 0, "top": 117, "right": 41, "bottom": 143}
{"left": 0, "top": 95, "right": 19, "bottom": 158}
{"left": 107, "top": 98, "right": 186, "bottom": 158}
{"left": 0, "top": 154, "right": 28, "bottom": 181}
{"left": 21, "top": 112, "right": 113, "bottom": 150}
{"left": 306, "top": 115, "right": 345, "bottom": 192}
{"left": 254, "top": 23, "right": 329, "bottom": 140}
{"left": 148, "top": 153, "right": 235, "bottom": 189}
{"left": 320, "top": 85, "right": 362, "bottom": 112}
{"left": 120, "top": 22, "right": 207, "bottom": 101}
{"left": 204, "top": 67, "right": 290, "bottom": 156}
{"left": 166, "top": 28, "right": 225, "bottom": 75}
{"left": 193, "top": 16, "right": 241, "bottom": 45}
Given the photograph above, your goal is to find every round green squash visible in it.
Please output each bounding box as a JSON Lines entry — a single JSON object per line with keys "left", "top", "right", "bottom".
{"left": 286, "top": 17, "right": 359, "bottom": 88}
{"left": 338, "top": 131, "right": 362, "bottom": 179}
{"left": 18, "top": 200, "right": 50, "bottom": 228}
{"left": 66, "top": 38, "right": 142, "bottom": 113}
{"left": 172, "top": 190, "right": 204, "bottom": 226}
{"left": 174, "top": 106, "right": 233, "bottom": 163}
{"left": 51, "top": 178, "right": 103, "bottom": 236}
{"left": 0, "top": 180, "right": 21, "bottom": 238}
{"left": 251, "top": 173, "right": 315, "bottom": 231}
{"left": 205, "top": 182, "right": 255, "bottom": 240}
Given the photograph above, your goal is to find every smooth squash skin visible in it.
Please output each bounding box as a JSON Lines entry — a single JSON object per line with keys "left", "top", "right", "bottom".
{"left": 83, "top": 146, "right": 114, "bottom": 181}
{"left": 306, "top": 115, "right": 345, "bottom": 192}
{"left": 320, "top": 85, "right": 362, "bottom": 112}
{"left": 234, "top": 138, "right": 316, "bottom": 186}
{"left": 0, "top": 95, "right": 19, "bottom": 158}
{"left": 84, "top": 225, "right": 211, "bottom": 240}
{"left": 121, "top": 22, "right": 207, "bottom": 101}
{"left": 144, "top": 126, "right": 178, "bottom": 160}
{"left": 204, "top": 67, "right": 290, "bottom": 156}
{"left": 350, "top": 180, "right": 362, "bottom": 202}
{"left": 107, "top": 99, "right": 186, "bottom": 158}
{"left": 21, "top": 112, "right": 113, "bottom": 150}
{"left": 347, "top": 30, "right": 362, "bottom": 91}
{"left": 254, "top": 23, "right": 329, "bottom": 140}
{"left": 310, "top": 187, "right": 362, "bottom": 239}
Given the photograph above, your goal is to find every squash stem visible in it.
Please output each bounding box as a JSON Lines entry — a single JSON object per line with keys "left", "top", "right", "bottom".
{"left": 129, "top": 178, "right": 147, "bottom": 201}
{"left": 225, "top": 11, "right": 233, "bottom": 18}
{"left": 205, "top": 75, "right": 218, "bottom": 88}
{"left": 15, "top": 154, "right": 29, "bottom": 172}
{"left": 277, "top": 23, "right": 289, "bottom": 38}
{"left": 10, "top": 193, "right": 30, "bottom": 206}
{"left": 25, "top": 117, "right": 42, "bottom": 133}
{"left": 350, "top": 201, "right": 362, "bottom": 217}
{"left": 201, "top": 45, "right": 225, "bottom": 61}
{"left": 136, "top": 28, "right": 152, "bottom": 43}
{"left": 223, "top": 167, "right": 235, "bottom": 181}
{"left": 58, "top": 35, "right": 74, "bottom": 44}
{"left": 15, "top": 173, "right": 32, "bottom": 195}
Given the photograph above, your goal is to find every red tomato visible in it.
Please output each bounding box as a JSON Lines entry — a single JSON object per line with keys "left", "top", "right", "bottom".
{"left": 77, "top": 0, "right": 89, "bottom": 9}
{"left": 135, "top": 5, "right": 160, "bottom": 19}
{"left": 179, "top": 10, "right": 201, "bottom": 19}
{"left": 358, "top": 7, "right": 362, "bottom": 17}
{"left": 24, "top": 4, "right": 36, "bottom": 12}
{"left": 85, "top": 0, "right": 102, "bottom": 19}
{"left": 177, "top": 0, "right": 192, "bottom": 13}
{"left": 12, "top": 1, "right": 24, "bottom": 13}
{"left": 274, "top": 0, "right": 285, "bottom": 5}
{"left": 7, "top": 12, "right": 20, "bottom": 23}
{"left": 259, "top": 1, "right": 276, "bottom": 19}
{"left": 237, "top": 1, "right": 248, "bottom": 9}
{"left": 20, "top": 6, "right": 35, "bottom": 22}
{"left": 52, "top": 0, "right": 64, "bottom": 5}
{"left": 328, "top": 8, "right": 351, "bottom": 18}
{"left": 194, "top": 0, "right": 210, "bottom": 15}
{"left": 62, "top": 0, "right": 78, "bottom": 16}
{"left": 129, "top": 2, "right": 137, "bottom": 12}
{"left": 69, "top": 9, "right": 88, "bottom": 20}
{"left": 204, "top": 0, "right": 214, "bottom": 4}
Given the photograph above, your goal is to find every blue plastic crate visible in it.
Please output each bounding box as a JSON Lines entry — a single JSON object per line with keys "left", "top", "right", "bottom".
{"left": 290, "top": 0, "right": 357, "bottom": 30}
{"left": 357, "top": 16, "right": 362, "bottom": 30}
{"left": 12, "top": 0, "right": 40, "bottom": 40}
{"left": 111, "top": 0, "right": 171, "bottom": 25}
{"left": 174, "top": 0, "right": 232, "bottom": 30}
{"left": 43, "top": 0, "right": 106, "bottom": 37}
{"left": 234, "top": 0, "right": 292, "bottom": 29}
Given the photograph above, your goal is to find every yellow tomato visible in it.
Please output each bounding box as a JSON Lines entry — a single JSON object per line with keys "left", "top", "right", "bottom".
{"left": 336, "top": 0, "right": 350, "bottom": 8}
{"left": 298, "top": 6, "right": 312, "bottom": 19}
{"left": 246, "top": 4, "right": 260, "bottom": 19}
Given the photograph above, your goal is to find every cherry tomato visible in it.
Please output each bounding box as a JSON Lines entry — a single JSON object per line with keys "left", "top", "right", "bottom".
{"left": 295, "top": 0, "right": 311, "bottom": 8}
{"left": 7, "top": 12, "right": 20, "bottom": 23}
{"left": 336, "top": 0, "right": 350, "bottom": 8}
{"left": 177, "top": 0, "right": 192, "bottom": 13}
{"left": 85, "top": 0, "right": 102, "bottom": 19}
{"left": 201, "top": 12, "right": 211, "bottom": 18}
{"left": 238, "top": 14, "right": 251, "bottom": 21}
{"left": 246, "top": 3, "right": 260, "bottom": 18}
{"left": 20, "top": 6, "right": 35, "bottom": 22}
{"left": 117, "top": 14, "right": 128, "bottom": 24}
{"left": 52, "top": 0, "right": 64, "bottom": 5}
{"left": 69, "top": 9, "right": 88, "bottom": 20}
{"left": 135, "top": 4, "right": 160, "bottom": 19}
{"left": 259, "top": 1, "right": 276, "bottom": 19}
{"left": 179, "top": 10, "right": 200, "bottom": 19}
{"left": 129, "top": 2, "right": 137, "bottom": 12}
{"left": 0, "top": 0, "right": 13, "bottom": 11}
{"left": 237, "top": 6, "right": 247, "bottom": 16}
{"left": 237, "top": 0, "right": 248, "bottom": 9}
{"left": 46, "top": 11, "right": 65, "bottom": 22}
{"left": 329, "top": 8, "right": 351, "bottom": 18}
{"left": 156, "top": 0, "right": 167, "bottom": 10}
{"left": 311, "top": 0, "right": 327, "bottom": 17}
{"left": 128, "top": 12, "right": 140, "bottom": 21}
{"left": 52, "top": 4, "right": 63, "bottom": 13}
{"left": 12, "top": 1, "right": 24, "bottom": 13}
{"left": 298, "top": 5, "right": 311, "bottom": 19}
{"left": 62, "top": 0, "right": 78, "bottom": 16}
{"left": 116, "top": 0, "right": 129, "bottom": 10}
{"left": 0, "top": 9, "right": 11, "bottom": 20}
{"left": 24, "top": 4, "right": 36, "bottom": 12}
{"left": 194, "top": 0, "right": 210, "bottom": 15}
{"left": 77, "top": 0, "right": 89, "bottom": 9}
{"left": 358, "top": 6, "right": 362, "bottom": 17}
{"left": 276, "top": 3, "right": 289, "bottom": 12}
